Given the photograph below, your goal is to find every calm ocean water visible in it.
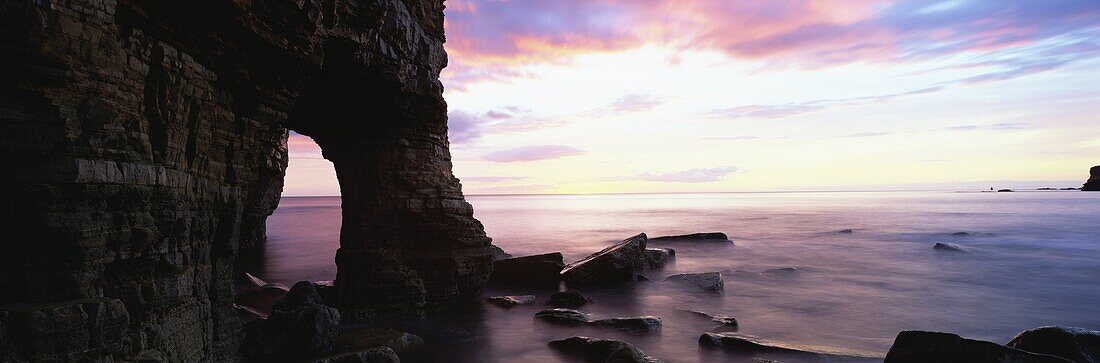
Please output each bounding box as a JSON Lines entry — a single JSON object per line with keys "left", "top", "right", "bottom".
{"left": 254, "top": 191, "right": 1100, "bottom": 362}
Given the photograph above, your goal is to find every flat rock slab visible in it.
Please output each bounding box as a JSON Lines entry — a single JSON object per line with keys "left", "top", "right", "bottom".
{"left": 546, "top": 290, "right": 593, "bottom": 308}
{"left": 486, "top": 295, "right": 536, "bottom": 308}
{"left": 561, "top": 234, "right": 650, "bottom": 284}
{"left": 489, "top": 252, "right": 565, "bottom": 286}
{"left": 649, "top": 232, "right": 732, "bottom": 243}
{"left": 701, "top": 333, "right": 880, "bottom": 362}
{"left": 684, "top": 310, "right": 739, "bottom": 328}
{"left": 1007, "top": 326, "right": 1100, "bottom": 363}
{"left": 885, "top": 331, "right": 1072, "bottom": 363}
{"left": 589, "top": 316, "right": 662, "bottom": 334}
{"left": 335, "top": 328, "right": 424, "bottom": 358}
{"left": 535, "top": 308, "right": 590, "bottom": 325}
{"left": 665, "top": 272, "right": 724, "bottom": 292}
{"left": 549, "top": 336, "right": 663, "bottom": 363}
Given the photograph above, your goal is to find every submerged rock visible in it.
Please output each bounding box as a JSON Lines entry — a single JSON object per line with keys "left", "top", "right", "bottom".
{"left": 839, "top": 229, "right": 855, "bottom": 234}
{"left": 1084, "top": 166, "right": 1100, "bottom": 191}
{"left": 665, "top": 272, "right": 724, "bottom": 292}
{"left": 535, "top": 308, "right": 590, "bottom": 325}
{"left": 335, "top": 328, "right": 424, "bottom": 358}
{"left": 1007, "top": 326, "right": 1100, "bottom": 363}
{"left": 546, "top": 290, "right": 593, "bottom": 308}
{"left": 486, "top": 295, "right": 536, "bottom": 308}
{"left": 952, "top": 232, "right": 972, "bottom": 236}
{"left": 310, "top": 347, "right": 401, "bottom": 363}
{"left": 650, "top": 232, "right": 732, "bottom": 243}
{"left": 589, "top": 316, "right": 663, "bottom": 334}
{"left": 701, "top": 333, "right": 879, "bottom": 362}
{"left": 685, "top": 310, "right": 739, "bottom": 328}
{"left": 489, "top": 252, "right": 565, "bottom": 286}
{"left": 885, "top": 331, "right": 1072, "bottom": 363}
{"left": 243, "top": 282, "right": 342, "bottom": 361}
{"left": 933, "top": 242, "right": 970, "bottom": 253}
{"left": 561, "top": 234, "right": 651, "bottom": 284}
{"left": 643, "top": 248, "right": 675, "bottom": 270}
{"left": 550, "top": 336, "right": 662, "bottom": 363}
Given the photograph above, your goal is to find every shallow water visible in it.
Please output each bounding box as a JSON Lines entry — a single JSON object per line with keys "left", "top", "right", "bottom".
{"left": 253, "top": 191, "right": 1100, "bottom": 362}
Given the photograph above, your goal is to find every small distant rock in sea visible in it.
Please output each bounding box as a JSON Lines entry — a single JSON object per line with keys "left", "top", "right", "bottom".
{"left": 487, "top": 295, "right": 536, "bottom": 308}
{"left": 649, "top": 232, "right": 732, "bottom": 243}
{"left": 1084, "top": 165, "right": 1100, "bottom": 191}
{"left": 839, "top": 229, "right": 854, "bottom": 234}
{"left": 762, "top": 267, "right": 801, "bottom": 276}
{"left": 998, "top": 189, "right": 1014, "bottom": 192}
{"left": 1062, "top": 187, "right": 1080, "bottom": 191}
{"left": 933, "top": 242, "right": 970, "bottom": 253}
{"left": 951, "top": 232, "right": 971, "bottom": 236}
{"left": 665, "top": 272, "right": 724, "bottom": 292}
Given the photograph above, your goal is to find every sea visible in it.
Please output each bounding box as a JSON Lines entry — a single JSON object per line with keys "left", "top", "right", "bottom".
{"left": 249, "top": 190, "right": 1100, "bottom": 362}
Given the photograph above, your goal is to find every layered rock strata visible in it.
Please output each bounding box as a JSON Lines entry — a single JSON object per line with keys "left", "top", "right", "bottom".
{"left": 0, "top": 0, "right": 492, "bottom": 360}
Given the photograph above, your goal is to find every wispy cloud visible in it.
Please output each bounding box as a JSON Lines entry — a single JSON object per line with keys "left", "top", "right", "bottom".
{"left": 605, "top": 166, "right": 744, "bottom": 183}
{"left": 706, "top": 86, "right": 944, "bottom": 120}
{"left": 946, "top": 122, "right": 1027, "bottom": 131}
{"left": 703, "top": 136, "right": 760, "bottom": 141}
{"left": 461, "top": 176, "right": 531, "bottom": 183}
{"left": 482, "top": 145, "right": 586, "bottom": 162}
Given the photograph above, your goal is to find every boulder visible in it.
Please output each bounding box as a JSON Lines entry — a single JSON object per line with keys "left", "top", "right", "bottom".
{"left": 589, "top": 316, "right": 662, "bottom": 334}
{"left": 685, "top": 310, "right": 739, "bottom": 328}
{"left": 643, "top": 248, "right": 675, "bottom": 270}
{"left": 549, "top": 336, "right": 662, "bottom": 363}
{"left": 311, "top": 347, "right": 401, "bottom": 363}
{"left": 1006, "top": 326, "right": 1100, "bottom": 363}
{"left": 561, "top": 234, "right": 651, "bottom": 284}
{"left": 313, "top": 280, "right": 338, "bottom": 306}
{"left": 534, "top": 308, "right": 590, "bottom": 325}
{"left": 243, "top": 282, "right": 342, "bottom": 361}
{"left": 701, "top": 333, "right": 879, "bottom": 362}
{"left": 546, "top": 290, "right": 593, "bottom": 308}
{"left": 489, "top": 253, "right": 565, "bottom": 286}
{"left": 933, "top": 242, "right": 970, "bottom": 253}
{"left": 884, "top": 331, "right": 1072, "bottom": 363}
{"left": 335, "top": 328, "right": 424, "bottom": 358}
{"left": 235, "top": 303, "right": 268, "bottom": 323}
{"left": 665, "top": 272, "right": 724, "bottom": 292}
{"left": 490, "top": 245, "right": 514, "bottom": 261}
{"left": 649, "top": 232, "right": 732, "bottom": 243}
{"left": 486, "top": 295, "right": 537, "bottom": 308}
{"left": 1084, "top": 166, "right": 1100, "bottom": 191}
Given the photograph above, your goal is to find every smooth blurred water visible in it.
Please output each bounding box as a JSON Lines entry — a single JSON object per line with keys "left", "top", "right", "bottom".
{"left": 255, "top": 191, "right": 1100, "bottom": 362}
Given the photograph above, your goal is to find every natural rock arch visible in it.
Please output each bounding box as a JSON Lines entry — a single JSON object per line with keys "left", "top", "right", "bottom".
{"left": 0, "top": 0, "right": 494, "bottom": 361}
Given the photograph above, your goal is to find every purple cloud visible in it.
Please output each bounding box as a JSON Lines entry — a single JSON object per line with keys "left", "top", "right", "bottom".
{"left": 482, "top": 145, "right": 586, "bottom": 162}
{"left": 707, "top": 86, "right": 945, "bottom": 120}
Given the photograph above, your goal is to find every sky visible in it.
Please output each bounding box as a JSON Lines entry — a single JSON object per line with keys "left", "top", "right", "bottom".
{"left": 282, "top": 0, "right": 1100, "bottom": 196}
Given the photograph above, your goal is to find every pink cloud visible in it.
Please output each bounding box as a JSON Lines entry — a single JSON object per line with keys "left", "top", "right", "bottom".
{"left": 482, "top": 145, "right": 586, "bottom": 162}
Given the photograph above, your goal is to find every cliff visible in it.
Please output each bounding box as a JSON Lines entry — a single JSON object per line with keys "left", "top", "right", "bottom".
{"left": 1084, "top": 166, "right": 1100, "bottom": 191}
{"left": 0, "top": 0, "right": 493, "bottom": 361}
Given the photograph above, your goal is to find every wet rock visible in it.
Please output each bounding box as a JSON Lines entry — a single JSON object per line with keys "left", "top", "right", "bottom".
{"left": 685, "top": 310, "right": 739, "bottom": 328}
{"left": 650, "top": 232, "right": 732, "bottom": 243}
{"left": 1006, "top": 326, "right": 1100, "bottom": 363}
{"left": 701, "top": 333, "right": 879, "bottom": 362}
{"left": 643, "top": 248, "right": 675, "bottom": 270}
{"left": 486, "top": 295, "right": 536, "bottom": 308}
{"left": 933, "top": 242, "right": 970, "bottom": 253}
{"left": 490, "top": 245, "right": 514, "bottom": 261}
{"left": 1084, "top": 166, "right": 1100, "bottom": 191}
{"left": 535, "top": 308, "right": 590, "bottom": 325}
{"left": 763, "top": 267, "right": 800, "bottom": 276}
{"left": 549, "top": 336, "right": 662, "bottom": 363}
{"left": 335, "top": 328, "right": 424, "bottom": 358}
{"left": 243, "top": 282, "right": 342, "bottom": 361}
{"left": 547, "top": 290, "right": 593, "bottom": 308}
{"left": 489, "top": 253, "right": 565, "bottom": 286}
{"left": 839, "top": 229, "right": 855, "bottom": 234}
{"left": 885, "top": 331, "right": 1072, "bottom": 363}
{"left": 589, "top": 316, "right": 663, "bottom": 333}
{"left": 0, "top": 298, "right": 130, "bottom": 362}
{"left": 561, "top": 234, "right": 652, "bottom": 284}
{"left": 665, "top": 272, "right": 724, "bottom": 292}
{"left": 311, "top": 347, "right": 401, "bottom": 363}
{"left": 235, "top": 303, "right": 268, "bottom": 324}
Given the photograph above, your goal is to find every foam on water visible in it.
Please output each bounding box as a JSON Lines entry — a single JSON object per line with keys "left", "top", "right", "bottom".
{"left": 251, "top": 191, "right": 1100, "bottom": 362}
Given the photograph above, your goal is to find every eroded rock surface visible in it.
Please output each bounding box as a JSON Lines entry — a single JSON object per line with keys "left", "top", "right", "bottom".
{"left": 243, "top": 282, "right": 342, "bottom": 361}
{"left": 0, "top": 0, "right": 494, "bottom": 360}
{"left": 561, "top": 234, "right": 651, "bottom": 284}
{"left": 549, "top": 336, "right": 662, "bottom": 363}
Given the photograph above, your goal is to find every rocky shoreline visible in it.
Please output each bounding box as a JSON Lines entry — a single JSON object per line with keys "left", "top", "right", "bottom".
{"left": 235, "top": 232, "right": 1100, "bottom": 362}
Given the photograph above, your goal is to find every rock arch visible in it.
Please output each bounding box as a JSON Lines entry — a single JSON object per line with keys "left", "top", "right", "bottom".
{"left": 0, "top": 0, "right": 493, "bottom": 360}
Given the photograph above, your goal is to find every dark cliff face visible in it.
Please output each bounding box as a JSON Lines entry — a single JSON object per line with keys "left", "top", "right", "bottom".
{"left": 1084, "top": 166, "right": 1100, "bottom": 191}
{"left": 0, "top": 0, "right": 493, "bottom": 361}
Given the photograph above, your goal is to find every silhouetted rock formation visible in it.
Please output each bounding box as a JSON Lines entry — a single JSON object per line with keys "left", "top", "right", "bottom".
{"left": 650, "top": 232, "right": 732, "bottom": 243}
{"left": 885, "top": 331, "right": 1072, "bottom": 363}
{"left": 243, "top": 282, "right": 342, "bottom": 361}
{"left": 0, "top": 0, "right": 493, "bottom": 360}
{"left": 1007, "top": 326, "right": 1100, "bottom": 363}
{"left": 561, "top": 234, "right": 652, "bottom": 284}
{"left": 489, "top": 252, "right": 565, "bottom": 286}
{"left": 1084, "top": 166, "right": 1100, "bottom": 191}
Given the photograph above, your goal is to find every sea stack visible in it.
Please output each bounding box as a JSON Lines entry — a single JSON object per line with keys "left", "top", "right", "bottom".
{"left": 1083, "top": 166, "right": 1100, "bottom": 191}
